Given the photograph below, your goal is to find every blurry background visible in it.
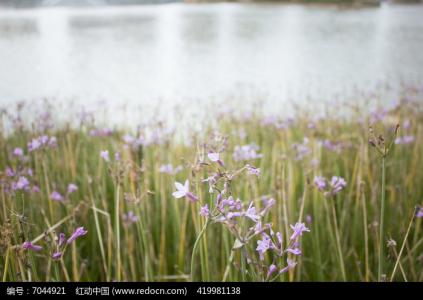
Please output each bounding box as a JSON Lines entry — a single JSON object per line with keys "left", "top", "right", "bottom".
{"left": 0, "top": 0, "right": 423, "bottom": 126}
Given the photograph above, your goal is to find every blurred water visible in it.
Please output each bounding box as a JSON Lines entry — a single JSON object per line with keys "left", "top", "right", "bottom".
{"left": 0, "top": 3, "right": 423, "bottom": 126}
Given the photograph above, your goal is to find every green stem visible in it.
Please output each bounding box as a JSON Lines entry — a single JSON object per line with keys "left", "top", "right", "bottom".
{"left": 191, "top": 219, "right": 209, "bottom": 281}
{"left": 378, "top": 156, "right": 386, "bottom": 282}
{"left": 390, "top": 209, "right": 415, "bottom": 282}
{"left": 115, "top": 183, "right": 121, "bottom": 281}
{"left": 331, "top": 200, "right": 347, "bottom": 281}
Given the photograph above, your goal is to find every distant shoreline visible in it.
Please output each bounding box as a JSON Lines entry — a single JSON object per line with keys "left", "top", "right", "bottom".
{"left": 1, "top": 0, "right": 422, "bottom": 10}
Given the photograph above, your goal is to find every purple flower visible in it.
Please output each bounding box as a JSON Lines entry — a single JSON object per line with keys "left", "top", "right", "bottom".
{"left": 122, "top": 211, "right": 138, "bottom": 224}
{"left": 417, "top": 207, "right": 423, "bottom": 218}
{"left": 27, "top": 135, "right": 57, "bottom": 152}
{"left": 330, "top": 176, "right": 347, "bottom": 195}
{"left": 286, "top": 247, "right": 302, "bottom": 256}
{"left": 28, "top": 138, "right": 42, "bottom": 152}
{"left": 5, "top": 167, "right": 14, "bottom": 177}
{"left": 292, "top": 138, "right": 310, "bottom": 160}
{"left": 260, "top": 197, "right": 276, "bottom": 216}
{"left": 245, "top": 202, "right": 260, "bottom": 222}
{"left": 22, "top": 241, "right": 42, "bottom": 251}
{"left": 100, "top": 150, "right": 110, "bottom": 162}
{"left": 50, "top": 191, "right": 64, "bottom": 202}
{"left": 13, "top": 147, "right": 24, "bottom": 157}
{"left": 306, "top": 214, "right": 312, "bottom": 224}
{"left": 15, "top": 176, "right": 30, "bottom": 191}
{"left": 233, "top": 144, "right": 262, "bottom": 161}
{"left": 322, "top": 139, "right": 344, "bottom": 153}
{"left": 52, "top": 251, "right": 62, "bottom": 260}
{"left": 159, "top": 164, "right": 182, "bottom": 175}
{"left": 67, "top": 183, "right": 78, "bottom": 194}
{"left": 172, "top": 180, "right": 198, "bottom": 202}
{"left": 67, "top": 227, "right": 88, "bottom": 244}
{"left": 48, "top": 136, "right": 57, "bottom": 148}
{"left": 199, "top": 204, "right": 210, "bottom": 217}
{"left": 276, "top": 232, "right": 283, "bottom": 249}
{"left": 58, "top": 233, "right": 66, "bottom": 247}
{"left": 313, "top": 176, "right": 327, "bottom": 191}
{"left": 90, "top": 128, "right": 113, "bottom": 137}
{"left": 289, "top": 222, "right": 310, "bottom": 241}
{"left": 114, "top": 152, "right": 121, "bottom": 161}
{"left": 208, "top": 152, "right": 224, "bottom": 166}
{"left": 256, "top": 234, "right": 275, "bottom": 260}
{"left": 267, "top": 264, "right": 278, "bottom": 278}
{"left": 395, "top": 135, "right": 415, "bottom": 145}
{"left": 246, "top": 165, "right": 260, "bottom": 177}
{"left": 280, "top": 259, "right": 297, "bottom": 274}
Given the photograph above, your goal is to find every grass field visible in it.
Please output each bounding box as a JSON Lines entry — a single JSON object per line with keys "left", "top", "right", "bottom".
{"left": 0, "top": 88, "right": 422, "bottom": 282}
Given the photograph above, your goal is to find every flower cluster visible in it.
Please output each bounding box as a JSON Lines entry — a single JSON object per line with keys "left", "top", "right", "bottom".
{"left": 50, "top": 183, "right": 78, "bottom": 202}
{"left": 321, "top": 139, "right": 350, "bottom": 154}
{"left": 159, "top": 164, "right": 183, "bottom": 175}
{"left": 27, "top": 135, "right": 57, "bottom": 152}
{"left": 196, "top": 189, "right": 309, "bottom": 280}
{"left": 90, "top": 127, "right": 113, "bottom": 137}
{"left": 394, "top": 135, "right": 415, "bottom": 145}
{"left": 1, "top": 167, "right": 39, "bottom": 194}
{"left": 22, "top": 227, "right": 87, "bottom": 261}
{"left": 313, "top": 175, "right": 347, "bottom": 197}
{"left": 233, "top": 144, "right": 262, "bottom": 161}
{"left": 291, "top": 138, "right": 310, "bottom": 161}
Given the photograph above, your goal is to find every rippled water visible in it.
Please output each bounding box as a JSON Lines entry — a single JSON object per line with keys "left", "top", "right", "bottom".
{"left": 0, "top": 3, "right": 423, "bottom": 125}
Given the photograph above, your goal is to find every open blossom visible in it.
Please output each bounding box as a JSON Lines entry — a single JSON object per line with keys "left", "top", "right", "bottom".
{"left": 67, "top": 183, "right": 78, "bottom": 194}
{"left": 67, "top": 227, "right": 88, "bottom": 244}
{"left": 417, "top": 207, "right": 423, "bottom": 218}
{"left": 313, "top": 176, "right": 326, "bottom": 191}
{"left": 172, "top": 180, "right": 198, "bottom": 202}
{"left": 330, "top": 176, "right": 347, "bottom": 195}
{"left": 199, "top": 204, "right": 210, "bottom": 217}
{"left": 233, "top": 144, "right": 262, "bottom": 161}
{"left": 256, "top": 234, "right": 275, "bottom": 260}
{"left": 290, "top": 222, "right": 310, "bottom": 241}
{"left": 208, "top": 152, "right": 224, "bottom": 166}
{"left": 50, "top": 191, "right": 64, "bottom": 202}
{"left": 100, "top": 150, "right": 110, "bottom": 162}
{"left": 22, "top": 241, "right": 42, "bottom": 251}
{"left": 245, "top": 202, "right": 260, "bottom": 222}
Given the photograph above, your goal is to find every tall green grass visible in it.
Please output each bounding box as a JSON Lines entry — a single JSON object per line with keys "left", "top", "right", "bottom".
{"left": 0, "top": 93, "right": 422, "bottom": 282}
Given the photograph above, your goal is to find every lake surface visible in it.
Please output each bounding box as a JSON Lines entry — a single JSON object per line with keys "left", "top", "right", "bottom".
{"left": 0, "top": 3, "right": 423, "bottom": 126}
